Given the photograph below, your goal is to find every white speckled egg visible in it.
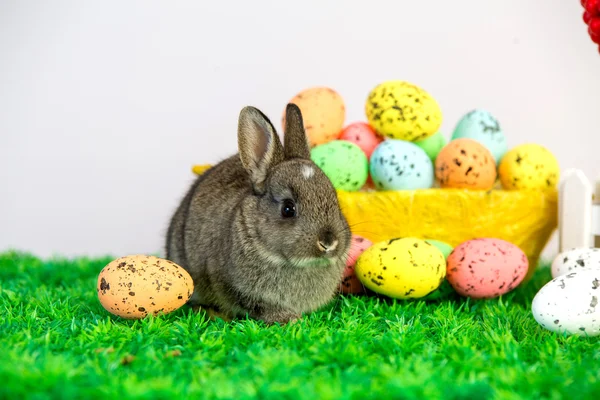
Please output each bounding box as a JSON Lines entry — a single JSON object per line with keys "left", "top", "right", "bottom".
{"left": 532, "top": 270, "right": 600, "bottom": 337}
{"left": 370, "top": 139, "right": 434, "bottom": 190}
{"left": 551, "top": 247, "right": 600, "bottom": 278}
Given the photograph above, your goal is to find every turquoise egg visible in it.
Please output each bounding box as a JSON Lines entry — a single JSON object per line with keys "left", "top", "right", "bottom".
{"left": 370, "top": 139, "right": 434, "bottom": 190}
{"left": 451, "top": 109, "right": 508, "bottom": 164}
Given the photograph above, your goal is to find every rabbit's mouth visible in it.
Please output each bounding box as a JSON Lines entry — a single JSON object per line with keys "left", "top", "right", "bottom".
{"left": 285, "top": 256, "right": 334, "bottom": 269}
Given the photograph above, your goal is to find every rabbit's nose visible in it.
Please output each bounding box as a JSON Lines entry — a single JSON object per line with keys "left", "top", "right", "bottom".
{"left": 317, "top": 230, "right": 338, "bottom": 253}
{"left": 317, "top": 239, "right": 339, "bottom": 253}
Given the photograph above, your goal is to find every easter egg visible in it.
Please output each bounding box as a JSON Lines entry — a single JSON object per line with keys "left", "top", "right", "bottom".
{"left": 340, "top": 235, "right": 373, "bottom": 294}
{"left": 365, "top": 81, "right": 442, "bottom": 142}
{"left": 435, "top": 138, "right": 497, "bottom": 190}
{"left": 97, "top": 255, "right": 194, "bottom": 319}
{"left": 370, "top": 139, "right": 434, "bottom": 190}
{"left": 425, "top": 239, "right": 454, "bottom": 259}
{"left": 422, "top": 239, "right": 456, "bottom": 300}
{"left": 414, "top": 132, "right": 447, "bottom": 162}
{"left": 498, "top": 144, "right": 560, "bottom": 191}
{"left": 532, "top": 270, "right": 600, "bottom": 337}
{"left": 446, "top": 238, "right": 528, "bottom": 299}
{"left": 311, "top": 140, "right": 369, "bottom": 191}
{"left": 451, "top": 109, "right": 508, "bottom": 164}
{"left": 338, "top": 122, "right": 383, "bottom": 159}
{"left": 284, "top": 87, "right": 345, "bottom": 147}
{"left": 551, "top": 247, "right": 600, "bottom": 278}
{"left": 355, "top": 237, "right": 446, "bottom": 299}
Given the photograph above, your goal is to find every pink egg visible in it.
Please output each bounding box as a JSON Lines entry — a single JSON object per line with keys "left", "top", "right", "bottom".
{"left": 446, "top": 238, "right": 528, "bottom": 299}
{"left": 340, "top": 235, "right": 373, "bottom": 294}
{"left": 338, "top": 122, "right": 383, "bottom": 159}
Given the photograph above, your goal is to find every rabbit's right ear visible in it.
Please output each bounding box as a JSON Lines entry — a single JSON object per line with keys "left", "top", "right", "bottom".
{"left": 238, "top": 106, "right": 284, "bottom": 194}
{"left": 283, "top": 103, "right": 310, "bottom": 160}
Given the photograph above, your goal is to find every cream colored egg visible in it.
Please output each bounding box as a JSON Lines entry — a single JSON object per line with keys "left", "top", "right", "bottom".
{"left": 97, "top": 255, "right": 194, "bottom": 319}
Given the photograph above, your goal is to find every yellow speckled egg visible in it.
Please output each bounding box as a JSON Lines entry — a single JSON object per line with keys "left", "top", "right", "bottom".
{"left": 365, "top": 81, "right": 442, "bottom": 142}
{"left": 97, "top": 255, "right": 194, "bottom": 319}
{"left": 499, "top": 144, "right": 560, "bottom": 191}
{"left": 283, "top": 87, "right": 346, "bottom": 147}
{"left": 435, "top": 138, "right": 497, "bottom": 190}
{"left": 355, "top": 237, "right": 446, "bottom": 299}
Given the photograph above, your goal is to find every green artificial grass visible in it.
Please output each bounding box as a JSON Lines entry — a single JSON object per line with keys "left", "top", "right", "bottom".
{"left": 1, "top": 251, "right": 599, "bottom": 400}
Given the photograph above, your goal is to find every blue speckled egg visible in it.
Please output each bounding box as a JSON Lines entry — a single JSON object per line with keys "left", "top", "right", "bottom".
{"left": 370, "top": 140, "right": 434, "bottom": 190}
{"left": 451, "top": 109, "right": 508, "bottom": 164}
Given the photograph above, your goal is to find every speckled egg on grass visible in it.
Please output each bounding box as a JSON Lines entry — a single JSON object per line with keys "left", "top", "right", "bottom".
{"left": 446, "top": 238, "right": 528, "bottom": 299}
{"left": 499, "top": 144, "right": 560, "bottom": 191}
{"left": 532, "top": 269, "right": 600, "bottom": 337}
{"left": 284, "top": 87, "right": 346, "bottom": 146}
{"left": 435, "top": 138, "right": 497, "bottom": 190}
{"left": 355, "top": 237, "right": 446, "bottom": 299}
{"left": 370, "top": 139, "right": 434, "bottom": 190}
{"left": 310, "top": 140, "right": 369, "bottom": 191}
{"left": 338, "top": 122, "right": 383, "bottom": 159}
{"left": 339, "top": 235, "right": 373, "bottom": 295}
{"left": 365, "top": 81, "right": 442, "bottom": 142}
{"left": 97, "top": 255, "right": 194, "bottom": 319}
{"left": 452, "top": 109, "right": 508, "bottom": 164}
{"left": 414, "top": 131, "right": 446, "bottom": 162}
{"left": 551, "top": 247, "right": 600, "bottom": 278}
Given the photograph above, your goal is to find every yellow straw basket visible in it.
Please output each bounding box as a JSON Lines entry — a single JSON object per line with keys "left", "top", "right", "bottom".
{"left": 192, "top": 165, "right": 558, "bottom": 280}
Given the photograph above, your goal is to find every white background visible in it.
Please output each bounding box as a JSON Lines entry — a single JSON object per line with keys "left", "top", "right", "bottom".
{"left": 1, "top": 0, "right": 599, "bottom": 259}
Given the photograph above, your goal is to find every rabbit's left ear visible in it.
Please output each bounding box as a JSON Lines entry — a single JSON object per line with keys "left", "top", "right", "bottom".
{"left": 238, "top": 106, "right": 284, "bottom": 194}
{"left": 283, "top": 103, "right": 310, "bottom": 160}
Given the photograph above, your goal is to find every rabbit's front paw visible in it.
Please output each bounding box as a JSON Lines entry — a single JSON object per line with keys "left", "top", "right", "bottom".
{"left": 258, "top": 309, "right": 300, "bottom": 325}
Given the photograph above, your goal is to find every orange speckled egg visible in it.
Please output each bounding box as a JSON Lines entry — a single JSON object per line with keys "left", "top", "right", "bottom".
{"left": 283, "top": 87, "right": 346, "bottom": 146}
{"left": 435, "top": 138, "right": 497, "bottom": 189}
{"left": 446, "top": 238, "right": 528, "bottom": 299}
{"left": 97, "top": 255, "right": 194, "bottom": 319}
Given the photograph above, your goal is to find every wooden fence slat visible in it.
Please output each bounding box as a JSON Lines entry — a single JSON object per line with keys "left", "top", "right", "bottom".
{"left": 559, "top": 169, "right": 593, "bottom": 251}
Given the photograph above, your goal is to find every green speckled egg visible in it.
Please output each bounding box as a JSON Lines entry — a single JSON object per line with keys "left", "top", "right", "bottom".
{"left": 425, "top": 239, "right": 453, "bottom": 259}
{"left": 414, "top": 131, "right": 447, "bottom": 161}
{"left": 310, "top": 140, "right": 369, "bottom": 191}
{"left": 422, "top": 239, "right": 456, "bottom": 301}
{"left": 365, "top": 81, "right": 443, "bottom": 142}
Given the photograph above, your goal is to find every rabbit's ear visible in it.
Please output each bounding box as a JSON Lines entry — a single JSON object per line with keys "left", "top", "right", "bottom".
{"left": 238, "top": 106, "right": 284, "bottom": 194}
{"left": 283, "top": 103, "right": 310, "bottom": 160}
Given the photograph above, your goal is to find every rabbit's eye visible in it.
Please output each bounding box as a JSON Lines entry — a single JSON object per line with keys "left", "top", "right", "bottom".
{"left": 281, "top": 199, "right": 297, "bottom": 218}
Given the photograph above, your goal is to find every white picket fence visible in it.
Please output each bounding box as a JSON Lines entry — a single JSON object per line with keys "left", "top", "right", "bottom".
{"left": 559, "top": 169, "right": 600, "bottom": 251}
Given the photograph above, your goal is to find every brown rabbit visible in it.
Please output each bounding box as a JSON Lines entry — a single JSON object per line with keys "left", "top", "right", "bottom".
{"left": 166, "top": 104, "right": 351, "bottom": 324}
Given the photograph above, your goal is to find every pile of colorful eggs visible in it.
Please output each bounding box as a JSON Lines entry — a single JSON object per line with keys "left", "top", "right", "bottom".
{"left": 285, "top": 82, "right": 560, "bottom": 193}
{"left": 340, "top": 234, "right": 529, "bottom": 302}
{"left": 532, "top": 247, "right": 600, "bottom": 337}
{"left": 284, "top": 82, "right": 562, "bottom": 306}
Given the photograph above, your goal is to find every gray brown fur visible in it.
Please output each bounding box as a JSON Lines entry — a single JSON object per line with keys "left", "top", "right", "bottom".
{"left": 166, "top": 104, "right": 351, "bottom": 324}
